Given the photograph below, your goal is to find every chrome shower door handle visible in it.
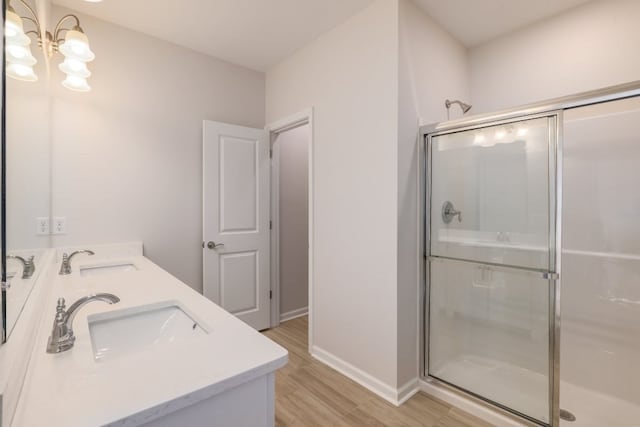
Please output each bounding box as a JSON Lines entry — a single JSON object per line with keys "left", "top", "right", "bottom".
{"left": 206, "top": 241, "right": 225, "bottom": 250}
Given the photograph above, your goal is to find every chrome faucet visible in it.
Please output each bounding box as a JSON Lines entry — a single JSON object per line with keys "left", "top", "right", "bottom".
{"left": 7, "top": 255, "right": 35, "bottom": 279}
{"left": 46, "top": 293, "right": 120, "bottom": 353}
{"left": 59, "top": 250, "right": 95, "bottom": 275}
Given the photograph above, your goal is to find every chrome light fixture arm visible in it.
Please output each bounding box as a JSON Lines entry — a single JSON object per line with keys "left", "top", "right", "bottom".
{"left": 9, "top": 0, "right": 83, "bottom": 56}
{"left": 51, "top": 14, "right": 82, "bottom": 45}
{"left": 11, "top": 0, "right": 42, "bottom": 40}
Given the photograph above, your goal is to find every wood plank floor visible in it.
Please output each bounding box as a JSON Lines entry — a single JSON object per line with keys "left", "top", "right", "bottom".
{"left": 263, "top": 316, "right": 492, "bottom": 427}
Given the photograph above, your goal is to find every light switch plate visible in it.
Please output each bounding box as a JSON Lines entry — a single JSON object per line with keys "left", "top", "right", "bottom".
{"left": 53, "top": 217, "right": 66, "bottom": 235}
{"left": 36, "top": 217, "right": 50, "bottom": 235}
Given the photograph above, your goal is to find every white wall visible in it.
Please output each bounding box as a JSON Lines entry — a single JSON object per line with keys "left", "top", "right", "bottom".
{"left": 6, "top": 74, "right": 51, "bottom": 252}
{"left": 266, "top": 0, "right": 400, "bottom": 389}
{"left": 470, "top": 0, "right": 640, "bottom": 113}
{"left": 276, "top": 125, "right": 309, "bottom": 317}
{"left": 397, "top": 0, "right": 470, "bottom": 387}
{"left": 400, "top": 0, "right": 470, "bottom": 125}
{"left": 49, "top": 7, "right": 265, "bottom": 291}
{"left": 6, "top": 0, "right": 53, "bottom": 252}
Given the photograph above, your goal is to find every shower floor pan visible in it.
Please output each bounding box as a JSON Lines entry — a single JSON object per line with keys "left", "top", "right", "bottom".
{"left": 431, "top": 356, "right": 640, "bottom": 426}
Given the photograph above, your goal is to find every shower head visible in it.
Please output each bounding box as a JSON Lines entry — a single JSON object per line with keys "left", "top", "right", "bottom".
{"left": 445, "top": 99, "right": 472, "bottom": 114}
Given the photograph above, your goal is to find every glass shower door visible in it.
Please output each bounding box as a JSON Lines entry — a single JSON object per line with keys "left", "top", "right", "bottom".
{"left": 426, "top": 116, "right": 558, "bottom": 425}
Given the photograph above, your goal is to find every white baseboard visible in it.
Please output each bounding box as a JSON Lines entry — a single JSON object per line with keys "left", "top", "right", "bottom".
{"left": 279, "top": 307, "right": 308, "bottom": 323}
{"left": 397, "top": 378, "right": 420, "bottom": 405}
{"left": 419, "top": 379, "right": 527, "bottom": 427}
{"left": 310, "top": 345, "right": 419, "bottom": 406}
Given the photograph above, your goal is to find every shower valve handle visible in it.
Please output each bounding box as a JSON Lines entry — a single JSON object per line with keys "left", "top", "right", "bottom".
{"left": 442, "top": 201, "right": 462, "bottom": 224}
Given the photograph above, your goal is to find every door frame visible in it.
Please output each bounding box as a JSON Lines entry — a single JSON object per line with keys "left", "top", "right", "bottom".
{"left": 265, "top": 108, "right": 314, "bottom": 351}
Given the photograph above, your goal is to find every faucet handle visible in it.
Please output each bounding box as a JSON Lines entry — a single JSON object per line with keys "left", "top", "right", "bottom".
{"left": 55, "top": 298, "right": 67, "bottom": 322}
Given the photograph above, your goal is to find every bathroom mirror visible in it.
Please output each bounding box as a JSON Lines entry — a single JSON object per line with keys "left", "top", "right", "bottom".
{"left": 2, "top": 0, "right": 267, "bottom": 341}
{"left": 2, "top": 0, "right": 52, "bottom": 340}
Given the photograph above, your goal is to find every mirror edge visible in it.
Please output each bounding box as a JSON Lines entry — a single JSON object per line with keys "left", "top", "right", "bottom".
{"left": 1, "top": 0, "right": 7, "bottom": 344}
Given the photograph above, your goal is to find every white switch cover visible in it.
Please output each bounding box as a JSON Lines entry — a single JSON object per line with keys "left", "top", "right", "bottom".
{"left": 36, "top": 217, "right": 50, "bottom": 235}
{"left": 53, "top": 217, "right": 66, "bottom": 235}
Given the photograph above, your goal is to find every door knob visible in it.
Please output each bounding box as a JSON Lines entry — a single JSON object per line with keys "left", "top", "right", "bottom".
{"left": 206, "top": 241, "right": 224, "bottom": 250}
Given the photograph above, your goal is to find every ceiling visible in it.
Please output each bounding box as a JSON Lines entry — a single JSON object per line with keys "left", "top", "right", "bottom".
{"left": 413, "top": 0, "right": 593, "bottom": 47}
{"left": 53, "top": 0, "right": 593, "bottom": 71}
{"left": 52, "top": 0, "right": 374, "bottom": 71}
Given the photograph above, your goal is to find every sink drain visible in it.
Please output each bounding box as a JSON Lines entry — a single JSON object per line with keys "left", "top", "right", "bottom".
{"left": 560, "top": 409, "right": 576, "bottom": 422}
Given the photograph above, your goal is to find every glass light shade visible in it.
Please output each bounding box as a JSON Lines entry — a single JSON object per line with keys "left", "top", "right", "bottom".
{"left": 62, "top": 75, "right": 91, "bottom": 92}
{"left": 59, "top": 58, "right": 91, "bottom": 78}
{"left": 7, "top": 63, "right": 38, "bottom": 82}
{"left": 6, "top": 44, "right": 37, "bottom": 66}
{"left": 59, "top": 30, "right": 95, "bottom": 62}
{"left": 5, "top": 10, "right": 31, "bottom": 46}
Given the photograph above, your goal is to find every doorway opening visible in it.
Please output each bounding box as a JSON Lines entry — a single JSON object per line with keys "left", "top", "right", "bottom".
{"left": 271, "top": 124, "right": 309, "bottom": 325}
{"left": 268, "top": 110, "right": 313, "bottom": 349}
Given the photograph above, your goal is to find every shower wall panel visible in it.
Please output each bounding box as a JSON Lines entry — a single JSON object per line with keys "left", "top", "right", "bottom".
{"left": 561, "top": 96, "right": 640, "bottom": 425}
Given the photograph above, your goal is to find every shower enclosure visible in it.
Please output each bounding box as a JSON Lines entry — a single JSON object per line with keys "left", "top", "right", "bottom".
{"left": 421, "top": 82, "right": 640, "bottom": 427}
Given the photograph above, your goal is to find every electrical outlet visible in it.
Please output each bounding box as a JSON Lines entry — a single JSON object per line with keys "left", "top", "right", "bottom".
{"left": 36, "top": 217, "right": 50, "bottom": 235}
{"left": 53, "top": 217, "right": 66, "bottom": 235}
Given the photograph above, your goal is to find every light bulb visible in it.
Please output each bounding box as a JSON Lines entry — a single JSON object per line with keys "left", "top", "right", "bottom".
{"left": 7, "top": 63, "right": 38, "bottom": 82}
{"left": 62, "top": 75, "right": 91, "bottom": 92}
{"left": 6, "top": 45, "right": 37, "bottom": 66}
{"left": 517, "top": 127, "right": 528, "bottom": 137}
{"left": 495, "top": 129, "right": 506, "bottom": 140}
{"left": 59, "top": 58, "right": 91, "bottom": 78}
{"left": 59, "top": 30, "right": 95, "bottom": 62}
{"left": 5, "top": 10, "right": 23, "bottom": 37}
{"left": 5, "top": 9, "right": 31, "bottom": 46}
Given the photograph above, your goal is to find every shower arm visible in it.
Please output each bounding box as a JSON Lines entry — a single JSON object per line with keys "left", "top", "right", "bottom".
{"left": 445, "top": 99, "right": 472, "bottom": 120}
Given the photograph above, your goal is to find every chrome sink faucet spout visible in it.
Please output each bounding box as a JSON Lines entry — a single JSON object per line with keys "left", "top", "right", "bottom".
{"left": 46, "top": 293, "right": 120, "bottom": 353}
{"left": 59, "top": 250, "right": 95, "bottom": 275}
{"left": 7, "top": 255, "right": 35, "bottom": 279}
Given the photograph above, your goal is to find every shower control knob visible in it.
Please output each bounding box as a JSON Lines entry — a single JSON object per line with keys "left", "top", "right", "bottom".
{"left": 442, "top": 201, "right": 462, "bottom": 224}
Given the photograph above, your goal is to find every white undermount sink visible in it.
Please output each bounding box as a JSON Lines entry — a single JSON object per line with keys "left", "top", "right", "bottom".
{"left": 88, "top": 301, "right": 208, "bottom": 362}
{"left": 80, "top": 262, "right": 138, "bottom": 277}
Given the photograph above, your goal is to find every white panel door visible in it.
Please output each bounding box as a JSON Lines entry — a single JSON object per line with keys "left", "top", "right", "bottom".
{"left": 203, "top": 120, "right": 270, "bottom": 330}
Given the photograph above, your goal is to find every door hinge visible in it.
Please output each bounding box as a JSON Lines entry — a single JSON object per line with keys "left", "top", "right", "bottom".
{"left": 269, "top": 220, "right": 272, "bottom": 230}
{"left": 269, "top": 149, "right": 273, "bottom": 159}
{"left": 269, "top": 290, "right": 273, "bottom": 299}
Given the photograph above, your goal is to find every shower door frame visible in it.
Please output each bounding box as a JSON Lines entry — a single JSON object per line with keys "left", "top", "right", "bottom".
{"left": 419, "top": 80, "right": 640, "bottom": 427}
{"left": 422, "top": 111, "right": 562, "bottom": 427}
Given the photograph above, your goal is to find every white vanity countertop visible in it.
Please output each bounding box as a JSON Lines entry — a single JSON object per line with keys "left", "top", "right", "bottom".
{"left": 12, "top": 254, "right": 288, "bottom": 427}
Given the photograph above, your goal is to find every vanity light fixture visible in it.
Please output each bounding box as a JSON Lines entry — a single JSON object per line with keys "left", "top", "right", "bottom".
{"left": 4, "top": 0, "right": 96, "bottom": 92}
{"left": 5, "top": 6, "right": 38, "bottom": 81}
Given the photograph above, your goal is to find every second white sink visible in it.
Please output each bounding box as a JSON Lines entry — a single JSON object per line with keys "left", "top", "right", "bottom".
{"left": 80, "top": 262, "right": 138, "bottom": 277}
{"left": 88, "top": 301, "right": 208, "bottom": 362}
